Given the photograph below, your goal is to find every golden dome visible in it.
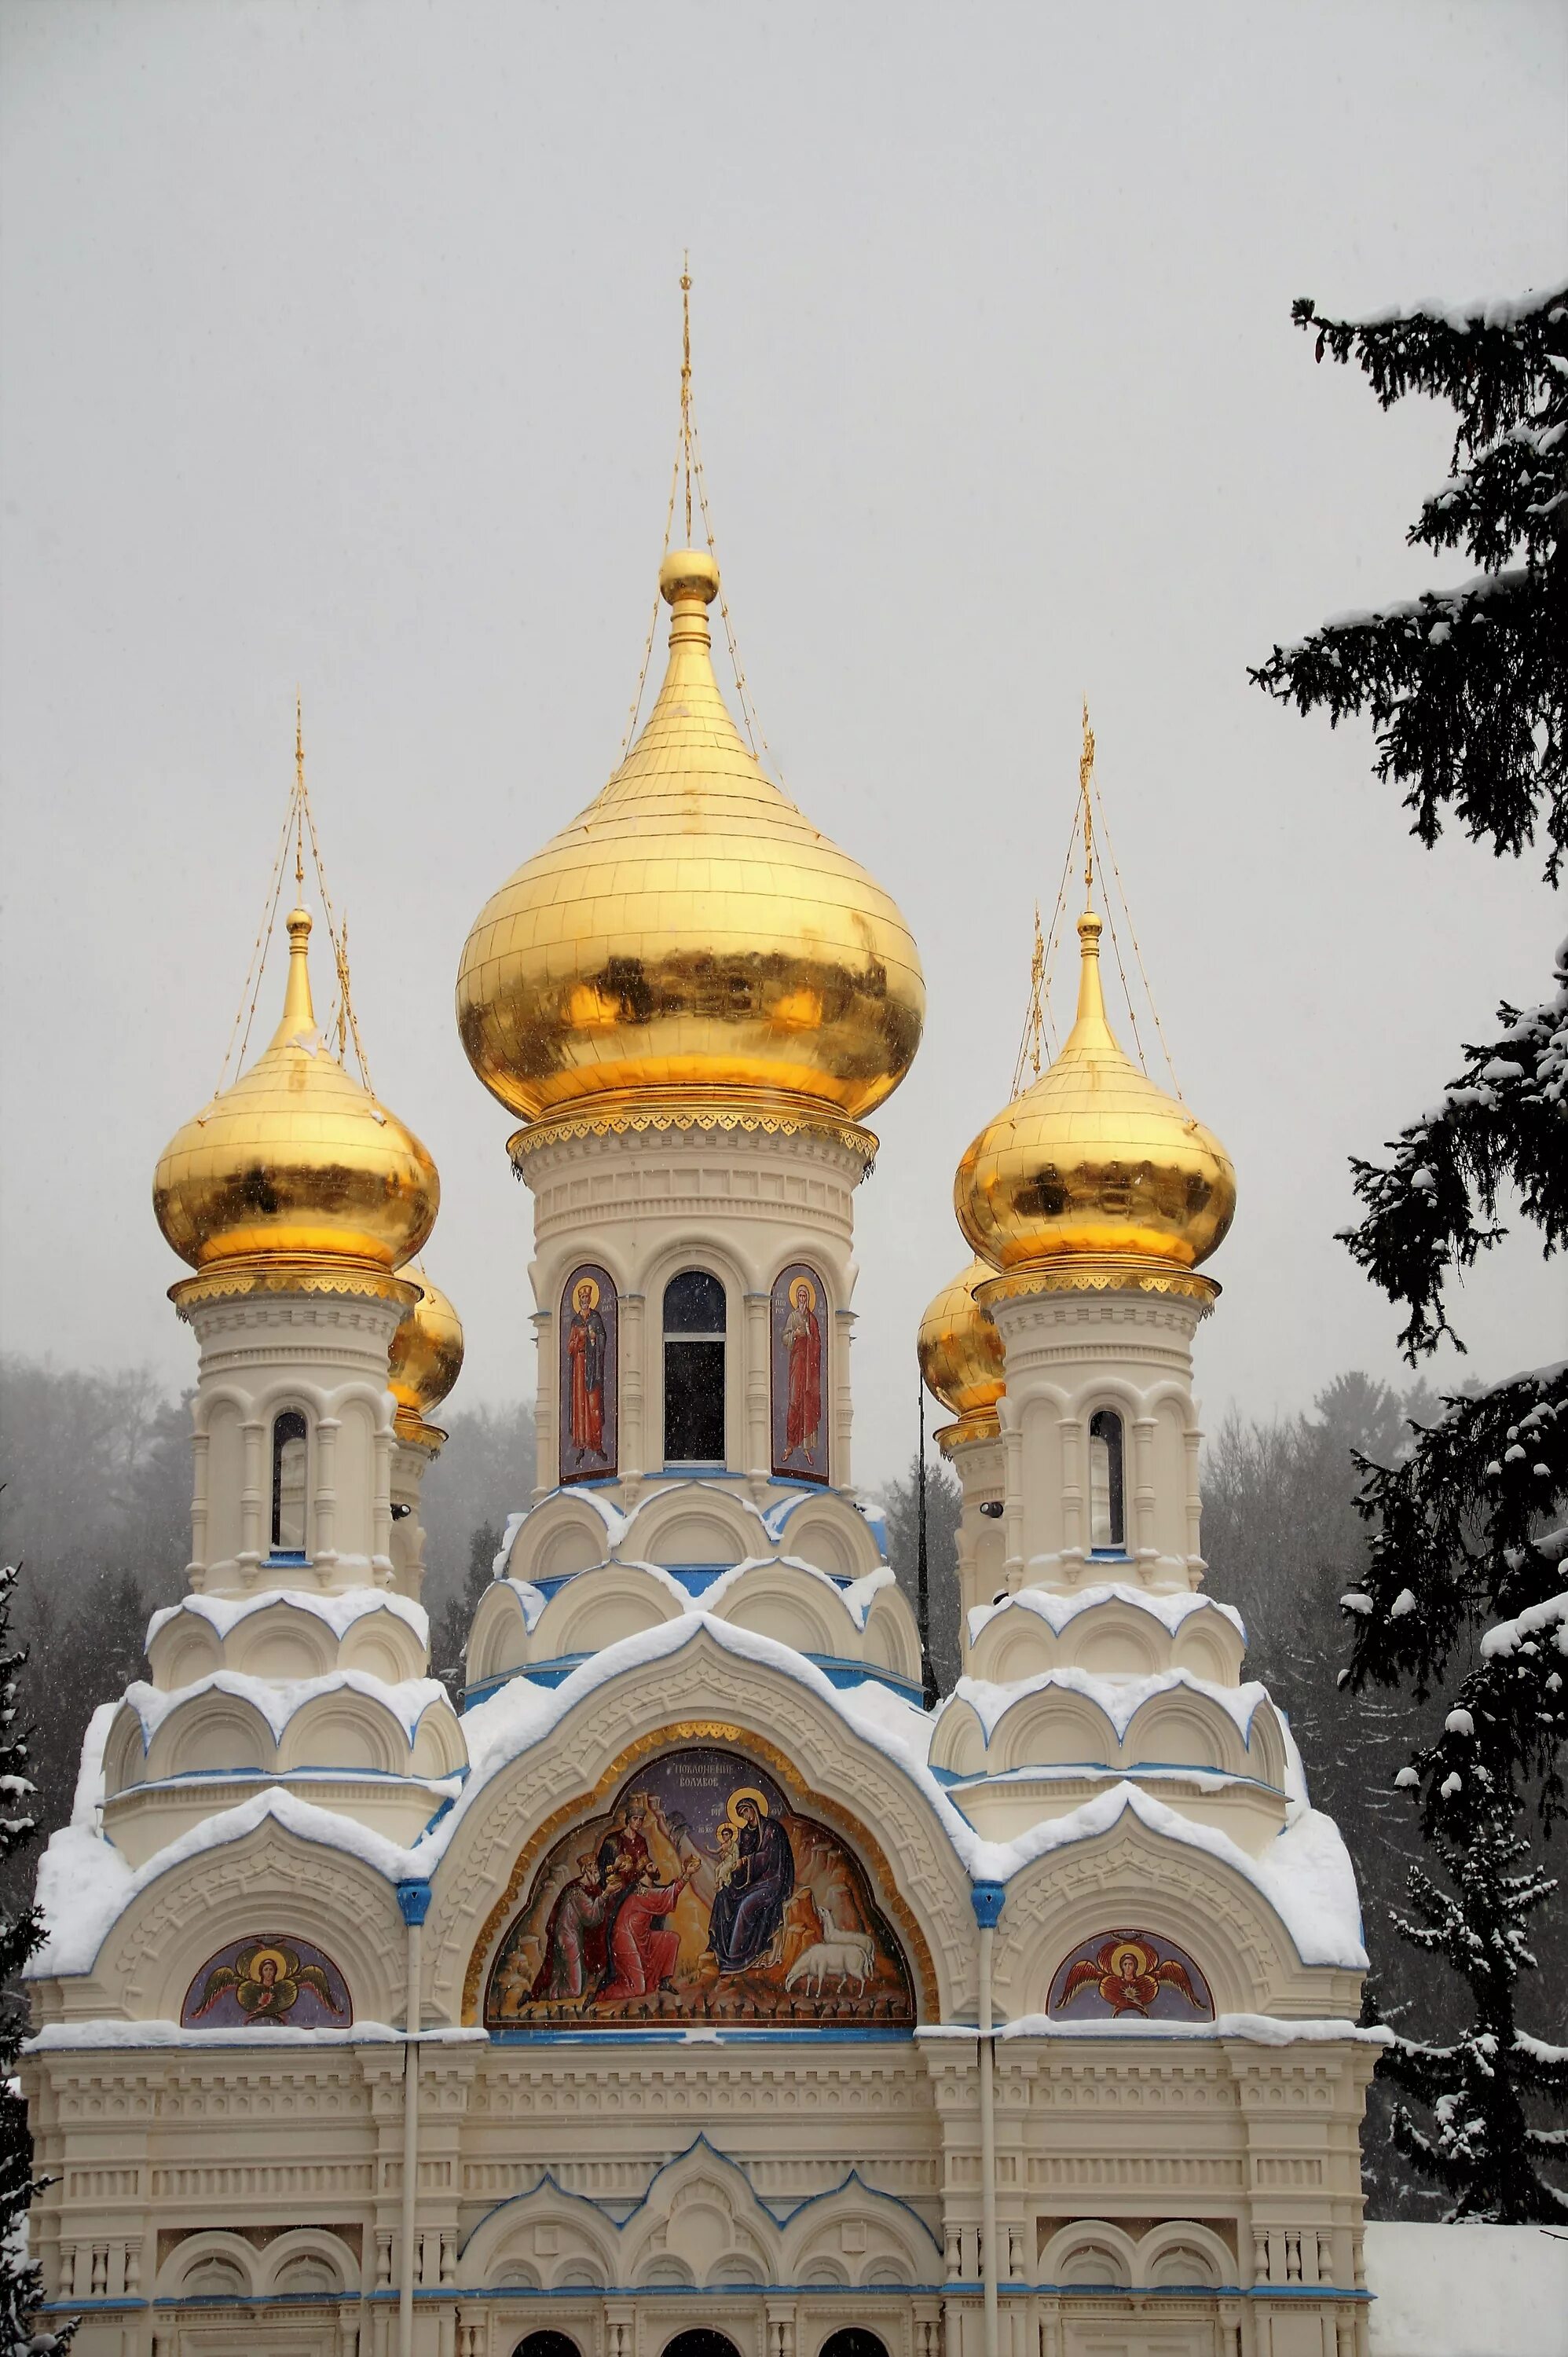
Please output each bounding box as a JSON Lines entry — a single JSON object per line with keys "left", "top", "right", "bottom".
{"left": 955, "top": 911, "right": 1236, "bottom": 1274}
{"left": 154, "top": 907, "right": 439, "bottom": 1277}
{"left": 389, "top": 1277, "right": 465, "bottom": 1422}
{"left": 918, "top": 1255, "right": 1006, "bottom": 1428}
{"left": 456, "top": 549, "right": 925, "bottom": 1126}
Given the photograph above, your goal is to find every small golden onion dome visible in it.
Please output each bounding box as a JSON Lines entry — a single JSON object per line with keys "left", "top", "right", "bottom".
{"left": 456, "top": 548, "right": 925, "bottom": 1125}
{"left": 918, "top": 1256, "right": 1006, "bottom": 1424}
{"left": 955, "top": 911, "right": 1236, "bottom": 1273}
{"left": 388, "top": 1277, "right": 465, "bottom": 1421}
{"left": 154, "top": 907, "right": 439, "bottom": 1275}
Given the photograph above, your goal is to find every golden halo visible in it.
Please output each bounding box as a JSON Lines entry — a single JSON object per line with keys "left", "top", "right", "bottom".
{"left": 247, "top": 1945, "right": 291, "bottom": 1982}
{"left": 1109, "top": 1942, "right": 1151, "bottom": 1979}
{"left": 570, "top": 1274, "right": 601, "bottom": 1310}
{"left": 789, "top": 1275, "right": 816, "bottom": 1310}
{"left": 724, "top": 1786, "right": 771, "bottom": 1829}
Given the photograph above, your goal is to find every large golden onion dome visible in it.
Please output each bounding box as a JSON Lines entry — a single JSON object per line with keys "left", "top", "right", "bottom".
{"left": 918, "top": 1255, "right": 1006, "bottom": 1432}
{"left": 456, "top": 548, "right": 925, "bottom": 1127}
{"left": 955, "top": 910, "right": 1236, "bottom": 1274}
{"left": 154, "top": 907, "right": 439, "bottom": 1277}
{"left": 389, "top": 1277, "right": 465, "bottom": 1426}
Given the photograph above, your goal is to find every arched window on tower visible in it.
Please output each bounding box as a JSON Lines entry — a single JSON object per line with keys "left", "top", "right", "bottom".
{"left": 663, "top": 1270, "right": 727, "bottom": 1466}
{"left": 270, "top": 1409, "right": 309, "bottom": 1557}
{"left": 1088, "top": 1409, "right": 1126, "bottom": 1552}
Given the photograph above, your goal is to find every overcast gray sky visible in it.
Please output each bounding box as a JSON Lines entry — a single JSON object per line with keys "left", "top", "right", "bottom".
{"left": 2, "top": 0, "right": 1564, "bottom": 1494}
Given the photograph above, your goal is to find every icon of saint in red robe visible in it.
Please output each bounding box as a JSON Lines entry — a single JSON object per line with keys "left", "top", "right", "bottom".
{"left": 781, "top": 1276, "right": 822, "bottom": 1468}
{"left": 566, "top": 1275, "right": 607, "bottom": 1466}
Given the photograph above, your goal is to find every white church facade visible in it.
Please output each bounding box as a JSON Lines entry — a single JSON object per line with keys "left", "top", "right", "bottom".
{"left": 24, "top": 502, "right": 1377, "bottom": 2357}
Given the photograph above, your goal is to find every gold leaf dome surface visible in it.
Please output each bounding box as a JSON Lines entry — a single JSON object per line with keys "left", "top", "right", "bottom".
{"left": 955, "top": 912, "right": 1236, "bottom": 1274}
{"left": 918, "top": 1255, "right": 1006, "bottom": 1423}
{"left": 456, "top": 549, "right": 925, "bottom": 1125}
{"left": 154, "top": 908, "right": 439, "bottom": 1274}
{"left": 389, "top": 1277, "right": 465, "bottom": 1420}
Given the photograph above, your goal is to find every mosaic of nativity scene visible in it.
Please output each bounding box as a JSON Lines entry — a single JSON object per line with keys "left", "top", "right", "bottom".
{"left": 486, "top": 1748, "right": 914, "bottom": 2027}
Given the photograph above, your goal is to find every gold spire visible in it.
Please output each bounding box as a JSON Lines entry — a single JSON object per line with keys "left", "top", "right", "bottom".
{"left": 271, "top": 904, "right": 318, "bottom": 1048}
{"left": 456, "top": 335, "right": 924, "bottom": 1130}
{"left": 1079, "top": 698, "right": 1096, "bottom": 904}
{"left": 953, "top": 714, "right": 1235, "bottom": 1279}
{"left": 680, "top": 254, "right": 694, "bottom": 541}
{"left": 154, "top": 708, "right": 439, "bottom": 1283}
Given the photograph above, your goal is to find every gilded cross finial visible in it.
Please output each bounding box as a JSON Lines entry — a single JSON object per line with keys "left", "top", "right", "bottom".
{"left": 295, "top": 691, "right": 306, "bottom": 892}
{"left": 1079, "top": 697, "right": 1097, "bottom": 904}
{"left": 680, "top": 253, "right": 694, "bottom": 541}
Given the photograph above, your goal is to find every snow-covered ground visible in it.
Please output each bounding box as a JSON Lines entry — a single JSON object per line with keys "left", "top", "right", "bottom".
{"left": 1365, "top": 2223, "right": 1567, "bottom": 2357}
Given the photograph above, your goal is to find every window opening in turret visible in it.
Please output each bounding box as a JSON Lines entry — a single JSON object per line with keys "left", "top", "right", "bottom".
{"left": 663, "top": 1269, "right": 727, "bottom": 1465}
{"left": 1088, "top": 1408, "right": 1126, "bottom": 1551}
{"left": 270, "top": 1409, "right": 309, "bottom": 1556}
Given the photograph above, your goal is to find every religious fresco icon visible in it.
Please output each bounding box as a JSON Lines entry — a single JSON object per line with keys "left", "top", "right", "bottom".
{"left": 559, "top": 1263, "right": 617, "bottom": 1486}
{"left": 484, "top": 1745, "right": 914, "bottom": 2028}
{"left": 771, "top": 1262, "right": 827, "bottom": 1484}
{"left": 1048, "top": 1930, "right": 1213, "bottom": 2022}
{"left": 179, "top": 1935, "right": 352, "bottom": 2030}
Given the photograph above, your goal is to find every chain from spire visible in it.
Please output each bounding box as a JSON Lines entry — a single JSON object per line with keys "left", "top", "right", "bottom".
{"left": 618, "top": 260, "right": 785, "bottom": 779}
{"left": 217, "top": 702, "right": 376, "bottom": 1095}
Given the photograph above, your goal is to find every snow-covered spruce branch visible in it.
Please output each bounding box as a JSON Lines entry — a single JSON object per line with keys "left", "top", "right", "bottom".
{"left": 1338, "top": 940, "right": 1568, "bottom": 1358}
{"left": 1251, "top": 566, "right": 1565, "bottom": 878}
{"left": 1339, "top": 1365, "right": 1567, "bottom": 1708}
{"left": 1250, "top": 284, "right": 1568, "bottom": 882}
{"left": 1288, "top": 284, "right": 1568, "bottom": 468}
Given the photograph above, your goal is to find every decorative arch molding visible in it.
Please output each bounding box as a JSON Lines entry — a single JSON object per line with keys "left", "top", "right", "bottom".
{"left": 157, "top": 2228, "right": 261, "bottom": 2300}
{"left": 468, "top": 1579, "right": 537, "bottom": 1687}
{"left": 533, "top": 1568, "right": 683, "bottom": 1661}
{"left": 993, "top": 1817, "right": 1320, "bottom": 2017}
{"left": 434, "top": 1634, "right": 964, "bottom": 2023}
{"left": 1037, "top": 2216, "right": 1232, "bottom": 2292}
{"left": 101, "top": 1816, "right": 406, "bottom": 2020}
{"left": 460, "top": 2141, "right": 941, "bottom": 2297}
{"left": 462, "top": 2176, "right": 621, "bottom": 2292}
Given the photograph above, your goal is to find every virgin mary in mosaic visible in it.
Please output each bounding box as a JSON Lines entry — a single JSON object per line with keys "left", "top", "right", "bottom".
{"left": 485, "top": 1746, "right": 914, "bottom": 2028}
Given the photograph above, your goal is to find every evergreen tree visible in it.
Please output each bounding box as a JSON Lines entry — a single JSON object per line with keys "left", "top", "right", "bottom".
{"left": 1253, "top": 279, "right": 1568, "bottom": 2219}
{"left": 433, "top": 1522, "right": 502, "bottom": 1702}
{"left": 0, "top": 1557, "right": 75, "bottom": 2352}
{"left": 1375, "top": 1815, "right": 1567, "bottom": 2222}
{"left": 881, "top": 1453, "right": 962, "bottom": 1695}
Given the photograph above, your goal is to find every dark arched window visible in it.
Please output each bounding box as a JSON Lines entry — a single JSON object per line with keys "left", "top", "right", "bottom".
{"left": 1088, "top": 1408, "right": 1125, "bottom": 1550}
{"left": 513, "top": 2337, "right": 582, "bottom": 2357}
{"left": 820, "top": 2336, "right": 892, "bottom": 2357}
{"left": 662, "top": 2336, "right": 744, "bottom": 2357}
{"left": 663, "top": 1270, "right": 726, "bottom": 1465}
{"left": 270, "top": 1409, "right": 309, "bottom": 1555}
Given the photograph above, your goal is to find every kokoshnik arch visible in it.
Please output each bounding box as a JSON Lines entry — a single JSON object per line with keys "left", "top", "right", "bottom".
{"left": 23, "top": 316, "right": 1378, "bottom": 2357}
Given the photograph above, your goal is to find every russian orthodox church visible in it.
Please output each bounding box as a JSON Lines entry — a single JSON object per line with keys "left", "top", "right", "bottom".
{"left": 24, "top": 388, "right": 1376, "bottom": 2357}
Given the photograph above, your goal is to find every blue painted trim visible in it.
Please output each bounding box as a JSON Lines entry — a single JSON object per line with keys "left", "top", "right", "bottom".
{"left": 665, "top": 1563, "right": 735, "bottom": 1593}
{"left": 262, "top": 1551, "right": 310, "bottom": 1568}
{"left": 970, "top": 1881, "right": 1006, "bottom": 1929}
{"left": 396, "top": 1879, "right": 432, "bottom": 1926}
{"left": 522, "top": 1654, "right": 594, "bottom": 1688}
{"left": 808, "top": 1654, "right": 923, "bottom": 1702}
{"left": 485, "top": 2025, "right": 914, "bottom": 2047}
{"left": 109, "top": 1764, "right": 455, "bottom": 1793}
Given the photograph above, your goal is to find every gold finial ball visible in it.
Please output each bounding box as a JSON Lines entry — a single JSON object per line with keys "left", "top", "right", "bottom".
{"left": 388, "top": 1279, "right": 465, "bottom": 1419}
{"left": 918, "top": 1256, "right": 1006, "bottom": 1422}
{"left": 659, "top": 547, "right": 720, "bottom": 605}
